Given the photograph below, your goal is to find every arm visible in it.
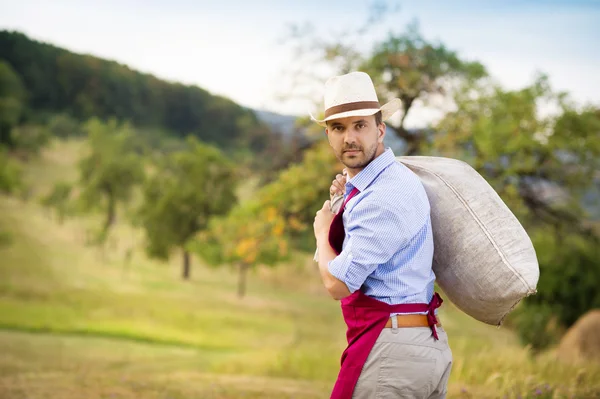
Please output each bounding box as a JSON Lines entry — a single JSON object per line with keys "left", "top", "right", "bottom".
{"left": 327, "top": 200, "right": 409, "bottom": 294}
{"left": 315, "top": 232, "right": 352, "bottom": 300}
{"left": 313, "top": 198, "right": 409, "bottom": 300}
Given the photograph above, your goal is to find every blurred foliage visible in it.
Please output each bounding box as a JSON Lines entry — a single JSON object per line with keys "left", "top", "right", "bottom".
{"left": 77, "top": 118, "right": 145, "bottom": 242}
{"left": 194, "top": 203, "right": 290, "bottom": 297}
{"left": 433, "top": 75, "right": 599, "bottom": 234}
{"left": 526, "top": 230, "right": 600, "bottom": 325}
{"left": 194, "top": 139, "right": 340, "bottom": 294}
{"left": 362, "top": 21, "right": 487, "bottom": 154}
{"left": 0, "top": 147, "right": 21, "bottom": 194}
{"left": 137, "top": 137, "right": 237, "bottom": 279}
{"left": 0, "top": 30, "right": 271, "bottom": 153}
{"left": 0, "top": 60, "right": 26, "bottom": 147}
{"left": 40, "top": 181, "right": 73, "bottom": 224}
{"left": 510, "top": 302, "right": 563, "bottom": 353}
{"left": 46, "top": 113, "right": 86, "bottom": 138}
{"left": 10, "top": 124, "right": 51, "bottom": 159}
{"left": 0, "top": 144, "right": 21, "bottom": 247}
{"left": 510, "top": 228, "right": 600, "bottom": 352}
{"left": 257, "top": 140, "right": 342, "bottom": 250}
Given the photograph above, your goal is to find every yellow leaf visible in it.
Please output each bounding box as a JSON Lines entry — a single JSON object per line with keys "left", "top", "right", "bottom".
{"left": 265, "top": 206, "right": 278, "bottom": 223}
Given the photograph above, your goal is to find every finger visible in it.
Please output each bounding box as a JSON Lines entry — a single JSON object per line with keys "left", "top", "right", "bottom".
{"left": 330, "top": 181, "right": 343, "bottom": 196}
{"left": 323, "top": 200, "right": 330, "bottom": 209}
{"left": 332, "top": 180, "right": 344, "bottom": 193}
{"left": 334, "top": 173, "right": 346, "bottom": 189}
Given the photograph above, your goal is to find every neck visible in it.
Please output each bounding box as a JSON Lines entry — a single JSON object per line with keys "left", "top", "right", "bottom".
{"left": 346, "top": 168, "right": 359, "bottom": 179}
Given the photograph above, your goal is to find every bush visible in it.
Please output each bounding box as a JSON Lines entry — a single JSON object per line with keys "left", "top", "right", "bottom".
{"left": 0, "top": 147, "right": 21, "bottom": 193}
{"left": 511, "top": 302, "right": 563, "bottom": 352}
{"left": 47, "top": 114, "right": 85, "bottom": 138}
{"left": 511, "top": 228, "right": 600, "bottom": 350}
{"left": 11, "top": 124, "right": 51, "bottom": 157}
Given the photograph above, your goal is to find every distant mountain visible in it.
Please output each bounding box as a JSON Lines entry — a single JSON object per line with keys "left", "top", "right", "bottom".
{"left": 253, "top": 110, "right": 300, "bottom": 142}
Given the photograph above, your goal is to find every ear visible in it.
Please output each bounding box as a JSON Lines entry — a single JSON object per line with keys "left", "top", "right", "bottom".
{"left": 377, "top": 123, "right": 386, "bottom": 143}
{"left": 325, "top": 128, "right": 333, "bottom": 146}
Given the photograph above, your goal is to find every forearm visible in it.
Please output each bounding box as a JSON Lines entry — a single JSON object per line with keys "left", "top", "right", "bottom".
{"left": 316, "top": 234, "right": 352, "bottom": 300}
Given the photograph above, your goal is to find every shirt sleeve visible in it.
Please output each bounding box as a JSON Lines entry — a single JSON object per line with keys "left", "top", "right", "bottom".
{"left": 327, "top": 199, "right": 409, "bottom": 293}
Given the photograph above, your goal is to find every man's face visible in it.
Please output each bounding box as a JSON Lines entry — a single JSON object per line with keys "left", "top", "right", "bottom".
{"left": 326, "top": 114, "right": 385, "bottom": 173}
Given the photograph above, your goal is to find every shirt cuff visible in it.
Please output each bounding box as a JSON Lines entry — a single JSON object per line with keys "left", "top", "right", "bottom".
{"left": 328, "top": 250, "right": 358, "bottom": 293}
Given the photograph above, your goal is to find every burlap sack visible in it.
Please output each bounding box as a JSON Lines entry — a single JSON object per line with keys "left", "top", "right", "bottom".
{"left": 397, "top": 156, "right": 539, "bottom": 326}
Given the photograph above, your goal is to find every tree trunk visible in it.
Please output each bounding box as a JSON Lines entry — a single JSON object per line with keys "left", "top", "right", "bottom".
{"left": 238, "top": 262, "right": 249, "bottom": 298}
{"left": 182, "top": 250, "right": 191, "bottom": 280}
{"left": 103, "top": 192, "right": 116, "bottom": 235}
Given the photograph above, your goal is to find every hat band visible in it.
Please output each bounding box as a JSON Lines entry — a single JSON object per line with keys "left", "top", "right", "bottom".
{"left": 324, "top": 101, "right": 381, "bottom": 118}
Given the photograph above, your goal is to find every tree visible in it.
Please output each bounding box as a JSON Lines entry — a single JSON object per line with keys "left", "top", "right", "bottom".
{"left": 433, "top": 75, "right": 599, "bottom": 236}
{"left": 0, "top": 145, "right": 21, "bottom": 247}
{"left": 361, "top": 21, "right": 487, "bottom": 154}
{"left": 194, "top": 203, "right": 290, "bottom": 298}
{"left": 77, "top": 118, "right": 145, "bottom": 242}
{"left": 137, "top": 137, "right": 237, "bottom": 280}
{"left": 0, "top": 60, "right": 26, "bottom": 147}
{"left": 40, "top": 181, "right": 73, "bottom": 224}
{"left": 256, "top": 140, "right": 343, "bottom": 250}
{"left": 194, "top": 138, "right": 342, "bottom": 296}
{"left": 0, "top": 147, "right": 21, "bottom": 194}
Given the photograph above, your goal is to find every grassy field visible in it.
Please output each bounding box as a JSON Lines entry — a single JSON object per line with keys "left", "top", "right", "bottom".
{"left": 0, "top": 139, "right": 599, "bottom": 399}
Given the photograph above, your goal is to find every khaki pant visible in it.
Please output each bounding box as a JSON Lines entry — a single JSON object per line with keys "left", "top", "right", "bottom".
{"left": 352, "top": 325, "right": 453, "bottom": 399}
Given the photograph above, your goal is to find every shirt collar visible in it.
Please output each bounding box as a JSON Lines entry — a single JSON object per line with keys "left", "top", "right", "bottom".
{"left": 346, "top": 147, "right": 395, "bottom": 194}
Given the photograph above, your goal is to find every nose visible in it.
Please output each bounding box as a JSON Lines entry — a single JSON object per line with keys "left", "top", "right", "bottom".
{"left": 343, "top": 127, "right": 359, "bottom": 144}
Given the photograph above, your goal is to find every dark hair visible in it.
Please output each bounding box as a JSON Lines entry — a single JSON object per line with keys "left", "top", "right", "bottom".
{"left": 325, "top": 111, "right": 383, "bottom": 127}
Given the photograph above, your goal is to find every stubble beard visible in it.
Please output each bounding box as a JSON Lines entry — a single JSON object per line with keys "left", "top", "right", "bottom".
{"left": 339, "top": 141, "right": 378, "bottom": 170}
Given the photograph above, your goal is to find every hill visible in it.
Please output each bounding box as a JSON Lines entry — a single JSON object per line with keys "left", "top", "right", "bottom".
{"left": 0, "top": 30, "right": 268, "bottom": 150}
{"left": 0, "top": 138, "right": 598, "bottom": 398}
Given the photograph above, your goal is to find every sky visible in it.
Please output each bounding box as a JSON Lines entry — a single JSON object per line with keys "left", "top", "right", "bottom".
{"left": 1, "top": 0, "right": 599, "bottom": 127}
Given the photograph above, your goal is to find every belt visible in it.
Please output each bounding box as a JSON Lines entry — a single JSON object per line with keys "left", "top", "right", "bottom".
{"left": 384, "top": 314, "right": 442, "bottom": 328}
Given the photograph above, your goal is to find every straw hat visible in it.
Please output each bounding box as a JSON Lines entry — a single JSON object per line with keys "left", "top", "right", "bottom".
{"left": 310, "top": 71, "right": 402, "bottom": 127}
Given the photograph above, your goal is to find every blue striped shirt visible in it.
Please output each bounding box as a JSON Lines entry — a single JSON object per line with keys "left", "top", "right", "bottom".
{"left": 328, "top": 147, "right": 436, "bottom": 309}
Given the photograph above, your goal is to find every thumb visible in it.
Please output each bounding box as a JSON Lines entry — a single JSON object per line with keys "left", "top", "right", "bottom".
{"left": 323, "top": 200, "right": 331, "bottom": 210}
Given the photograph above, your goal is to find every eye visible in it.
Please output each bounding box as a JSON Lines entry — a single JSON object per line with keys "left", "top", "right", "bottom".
{"left": 357, "top": 123, "right": 366, "bottom": 129}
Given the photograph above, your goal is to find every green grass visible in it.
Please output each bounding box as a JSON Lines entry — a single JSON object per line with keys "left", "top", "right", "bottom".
{"left": 1, "top": 138, "right": 599, "bottom": 398}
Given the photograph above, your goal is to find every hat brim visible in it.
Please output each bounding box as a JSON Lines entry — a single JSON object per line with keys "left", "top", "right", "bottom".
{"left": 310, "top": 98, "right": 402, "bottom": 127}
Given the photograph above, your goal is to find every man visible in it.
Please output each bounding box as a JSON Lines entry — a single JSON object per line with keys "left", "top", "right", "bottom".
{"left": 312, "top": 71, "right": 453, "bottom": 399}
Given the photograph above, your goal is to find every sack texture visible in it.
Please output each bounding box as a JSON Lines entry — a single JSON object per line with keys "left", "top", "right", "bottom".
{"left": 397, "top": 156, "right": 539, "bottom": 326}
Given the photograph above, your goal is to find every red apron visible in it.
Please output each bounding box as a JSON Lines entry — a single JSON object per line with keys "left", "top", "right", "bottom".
{"left": 327, "top": 186, "right": 443, "bottom": 399}
{"left": 330, "top": 290, "right": 443, "bottom": 399}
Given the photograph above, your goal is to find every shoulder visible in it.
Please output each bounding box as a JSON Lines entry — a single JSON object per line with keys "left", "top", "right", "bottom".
{"left": 374, "top": 161, "right": 429, "bottom": 207}
{"left": 346, "top": 161, "right": 428, "bottom": 229}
